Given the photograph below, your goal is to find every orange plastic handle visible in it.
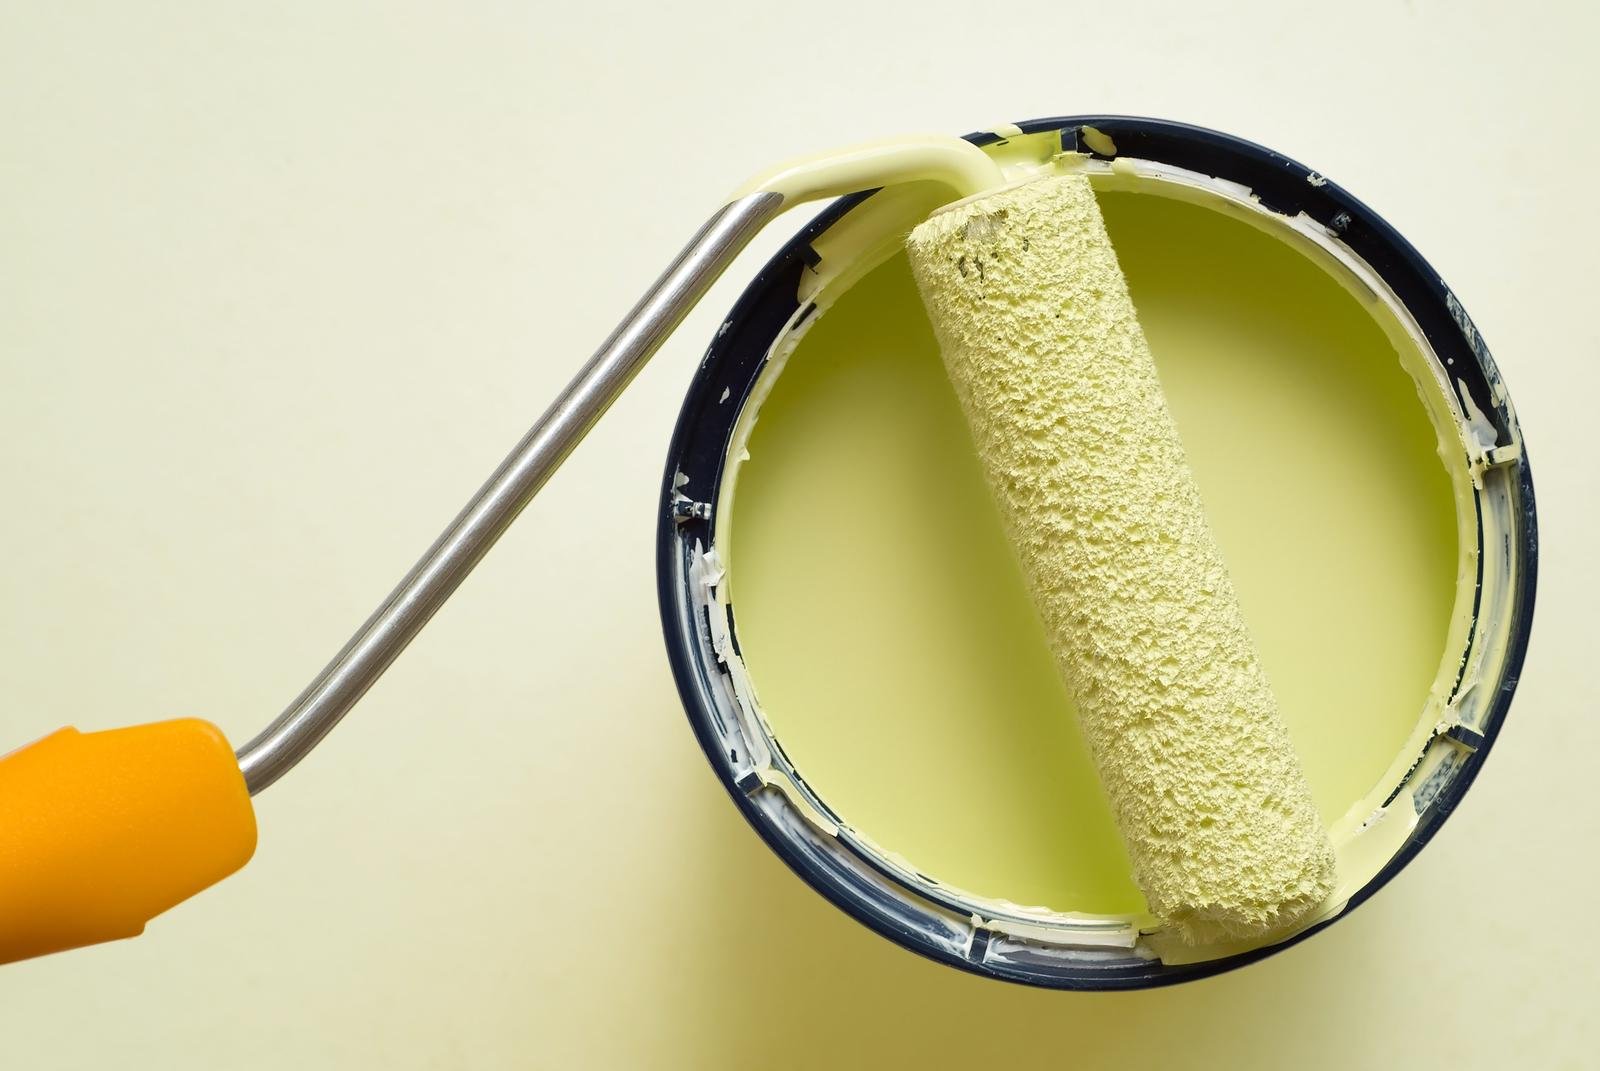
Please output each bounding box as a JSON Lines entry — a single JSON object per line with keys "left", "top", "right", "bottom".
{"left": 0, "top": 719, "right": 257, "bottom": 964}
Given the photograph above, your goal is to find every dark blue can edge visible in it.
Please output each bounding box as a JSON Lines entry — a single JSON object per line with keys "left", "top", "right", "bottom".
{"left": 655, "top": 116, "right": 1539, "bottom": 990}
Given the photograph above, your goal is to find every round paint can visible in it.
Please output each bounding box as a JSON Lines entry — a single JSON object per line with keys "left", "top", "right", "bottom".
{"left": 657, "top": 117, "right": 1537, "bottom": 989}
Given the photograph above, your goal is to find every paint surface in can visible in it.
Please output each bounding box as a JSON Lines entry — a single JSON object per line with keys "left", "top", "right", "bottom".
{"left": 720, "top": 179, "right": 1461, "bottom": 919}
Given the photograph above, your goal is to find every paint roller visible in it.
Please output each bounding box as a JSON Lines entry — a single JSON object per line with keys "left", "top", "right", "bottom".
{"left": 0, "top": 132, "right": 1327, "bottom": 965}
{"left": 905, "top": 174, "right": 1335, "bottom": 942}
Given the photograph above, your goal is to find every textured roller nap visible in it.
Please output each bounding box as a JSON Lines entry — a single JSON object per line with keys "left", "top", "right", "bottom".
{"left": 905, "top": 174, "right": 1336, "bottom": 943}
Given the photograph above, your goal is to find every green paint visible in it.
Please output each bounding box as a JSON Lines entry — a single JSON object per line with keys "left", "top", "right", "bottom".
{"left": 723, "top": 188, "right": 1459, "bottom": 916}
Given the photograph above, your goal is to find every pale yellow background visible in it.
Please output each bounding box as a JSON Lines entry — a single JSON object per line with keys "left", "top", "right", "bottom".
{"left": 1, "top": 3, "right": 1595, "bottom": 1067}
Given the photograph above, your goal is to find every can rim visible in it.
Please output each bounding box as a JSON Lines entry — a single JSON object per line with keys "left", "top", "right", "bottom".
{"left": 655, "top": 115, "right": 1539, "bottom": 990}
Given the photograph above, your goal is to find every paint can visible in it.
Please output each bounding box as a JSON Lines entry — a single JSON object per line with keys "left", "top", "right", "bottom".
{"left": 658, "top": 117, "right": 1537, "bottom": 989}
